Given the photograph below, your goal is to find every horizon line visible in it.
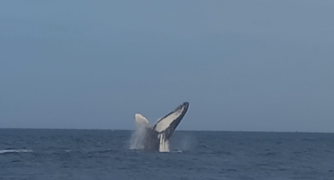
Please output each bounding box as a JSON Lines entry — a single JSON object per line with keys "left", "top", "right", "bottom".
{"left": 0, "top": 127, "right": 333, "bottom": 134}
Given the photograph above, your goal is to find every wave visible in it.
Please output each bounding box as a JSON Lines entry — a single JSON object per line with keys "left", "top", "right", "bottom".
{"left": 0, "top": 149, "right": 33, "bottom": 154}
{"left": 171, "top": 150, "right": 182, "bottom": 153}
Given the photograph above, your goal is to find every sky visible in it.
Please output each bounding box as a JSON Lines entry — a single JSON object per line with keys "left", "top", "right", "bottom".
{"left": 1, "top": 1, "right": 333, "bottom": 132}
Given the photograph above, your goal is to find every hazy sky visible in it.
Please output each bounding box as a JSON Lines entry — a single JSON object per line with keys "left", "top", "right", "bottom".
{"left": 1, "top": 1, "right": 333, "bottom": 132}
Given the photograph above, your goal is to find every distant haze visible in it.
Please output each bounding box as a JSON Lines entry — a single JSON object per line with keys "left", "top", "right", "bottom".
{"left": 1, "top": 1, "right": 333, "bottom": 132}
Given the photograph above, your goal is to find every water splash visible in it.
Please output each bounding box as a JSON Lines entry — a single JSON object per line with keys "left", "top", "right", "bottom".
{"left": 169, "top": 133, "right": 195, "bottom": 152}
{"left": 178, "top": 134, "right": 195, "bottom": 151}
{"left": 129, "top": 127, "right": 147, "bottom": 150}
{"left": 129, "top": 126, "right": 171, "bottom": 152}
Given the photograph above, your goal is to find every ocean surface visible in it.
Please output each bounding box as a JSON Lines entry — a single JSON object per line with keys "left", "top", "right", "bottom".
{"left": 0, "top": 129, "right": 333, "bottom": 180}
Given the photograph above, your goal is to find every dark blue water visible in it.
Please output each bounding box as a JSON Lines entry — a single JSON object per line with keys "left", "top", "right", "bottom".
{"left": 0, "top": 129, "right": 333, "bottom": 180}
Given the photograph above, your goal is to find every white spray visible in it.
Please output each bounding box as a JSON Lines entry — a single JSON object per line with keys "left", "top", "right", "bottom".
{"left": 129, "top": 126, "right": 147, "bottom": 150}
{"left": 129, "top": 126, "right": 170, "bottom": 152}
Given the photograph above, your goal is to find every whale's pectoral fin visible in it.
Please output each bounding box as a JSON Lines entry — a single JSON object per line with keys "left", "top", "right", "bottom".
{"left": 135, "top": 113, "right": 151, "bottom": 128}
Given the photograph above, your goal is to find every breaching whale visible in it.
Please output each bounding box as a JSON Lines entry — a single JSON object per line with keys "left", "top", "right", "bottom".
{"left": 134, "top": 102, "right": 189, "bottom": 152}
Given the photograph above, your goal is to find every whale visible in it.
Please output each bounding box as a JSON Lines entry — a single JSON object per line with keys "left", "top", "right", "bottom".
{"left": 134, "top": 102, "right": 189, "bottom": 152}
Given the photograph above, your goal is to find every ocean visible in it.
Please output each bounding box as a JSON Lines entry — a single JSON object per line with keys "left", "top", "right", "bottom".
{"left": 0, "top": 129, "right": 333, "bottom": 180}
